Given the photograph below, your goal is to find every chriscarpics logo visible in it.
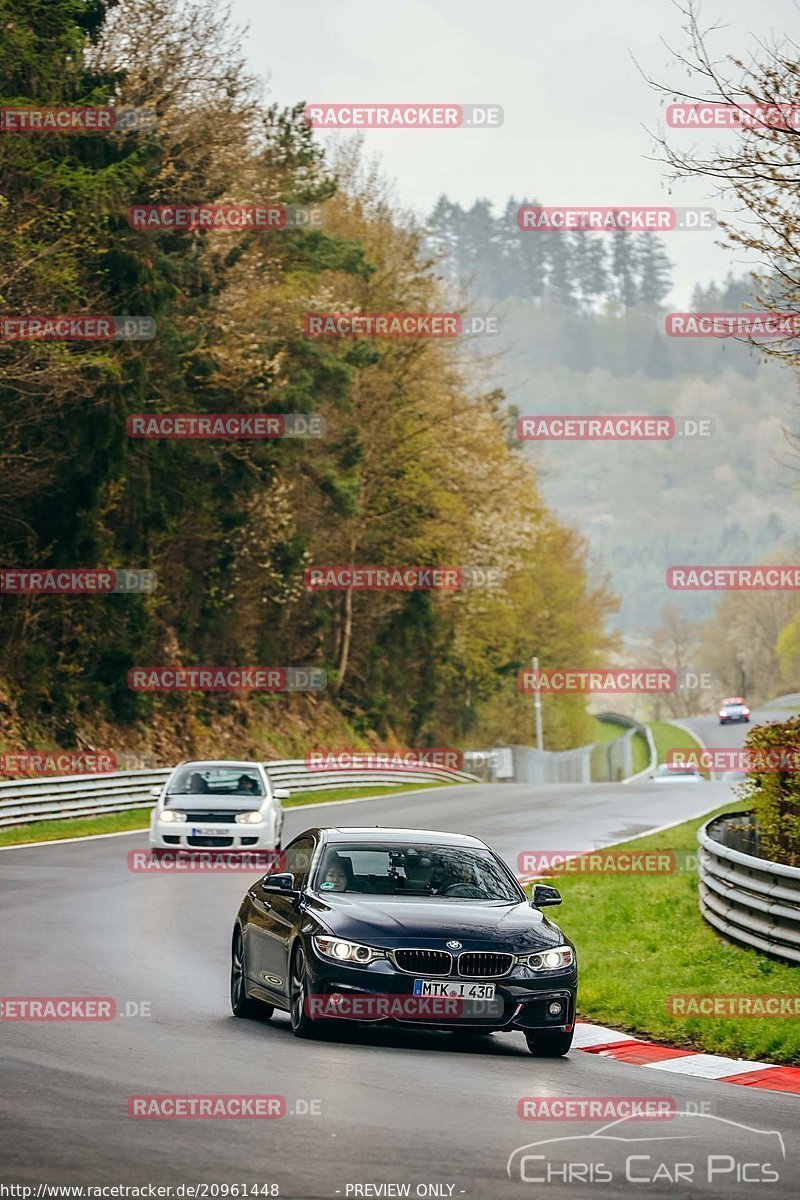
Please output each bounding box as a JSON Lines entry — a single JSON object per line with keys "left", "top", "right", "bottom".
{"left": 507, "top": 1113, "right": 788, "bottom": 1187}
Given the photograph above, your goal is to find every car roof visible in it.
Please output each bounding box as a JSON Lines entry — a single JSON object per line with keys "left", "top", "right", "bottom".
{"left": 173, "top": 760, "right": 264, "bottom": 770}
{"left": 297, "top": 826, "right": 490, "bottom": 848}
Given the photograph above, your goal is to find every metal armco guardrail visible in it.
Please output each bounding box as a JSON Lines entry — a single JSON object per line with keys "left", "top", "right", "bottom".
{"left": 0, "top": 760, "right": 478, "bottom": 829}
{"left": 477, "top": 713, "right": 654, "bottom": 785}
{"left": 698, "top": 810, "right": 800, "bottom": 964}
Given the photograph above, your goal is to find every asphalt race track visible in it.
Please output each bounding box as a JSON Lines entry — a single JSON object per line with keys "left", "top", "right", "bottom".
{"left": 1, "top": 707, "right": 798, "bottom": 1198}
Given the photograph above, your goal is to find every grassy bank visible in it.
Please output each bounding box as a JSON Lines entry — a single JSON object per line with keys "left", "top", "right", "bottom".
{"left": 0, "top": 780, "right": 454, "bottom": 848}
{"left": 588, "top": 716, "right": 650, "bottom": 776}
{"left": 542, "top": 804, "right": 800, "bottom": 1064}
{"left": 649, "top": 719, "right": 704, "bottom": 764}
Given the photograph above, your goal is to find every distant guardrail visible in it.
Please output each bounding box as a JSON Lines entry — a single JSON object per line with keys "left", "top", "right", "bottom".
{"left": 468, "top": 714, "right": 654, "bottom": 785}
{"left": 698, "top": 810, "right": 800, "bottom": 965}
{"left": 0, "top": 760, "right": 478, "bottom": 828}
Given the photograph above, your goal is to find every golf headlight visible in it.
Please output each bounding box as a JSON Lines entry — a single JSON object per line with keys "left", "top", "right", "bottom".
{"left": 235, "top": 811, "right": 264, "bottom": 824}
{"left": 160, "top": 810, "right": 187, "bottom": 823}
{"left": 313, "top": 936, "right": 385, "bottom": 965}
{"left": 521, "top": 946, "right": 574, "bottom": 971}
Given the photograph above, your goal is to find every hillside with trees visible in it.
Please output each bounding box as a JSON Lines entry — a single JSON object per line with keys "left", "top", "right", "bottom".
{"left": 424, "top": 196, "right": 800, "bottom": 636}
{"left": 0, "top": 0, "right": 617, "bottom": 760}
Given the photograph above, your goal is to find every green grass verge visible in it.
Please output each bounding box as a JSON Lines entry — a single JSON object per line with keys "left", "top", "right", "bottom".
{"left": 538, "top": 803, "right": 800, "bottom": 1064}
{"left": 648, "top": 719, "right": 709, "bottom": 777}
{"left": 282, "top": 780, "right": 449, "bottom": 808}
{"left": 648, "top": 719, "right": 703, "bottom": 765}
{"left": 0, "top": 780, "right": 456, "bottom": 848}
{"left": 589, "top": 716, "right": 650, "bottom": 777}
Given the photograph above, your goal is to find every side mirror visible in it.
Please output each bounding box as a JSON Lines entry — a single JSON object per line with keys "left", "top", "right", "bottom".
{"left": 273, "top": 789, "right": 290, "bottom": 801}
{"left": 531, "top": 883, "right": 562, "bottom": 908}
{"left": 262, "top": 872, "right": 296, "bottom": 894}
{"left": 150, "top": 786, "right": 162, "bottom": 799}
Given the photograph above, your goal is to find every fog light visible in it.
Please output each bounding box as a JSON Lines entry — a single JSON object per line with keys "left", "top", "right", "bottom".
{"left": 329, "top": 992, "right": 344, "bottom": 1006}
{"left": 548, "top": 1001, "right": 563, "bottom": 1016}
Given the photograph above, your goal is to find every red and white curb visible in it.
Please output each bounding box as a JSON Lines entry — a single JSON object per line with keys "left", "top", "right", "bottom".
{"left": 574, "top": 1022, "right": 800, "bottom": 1095}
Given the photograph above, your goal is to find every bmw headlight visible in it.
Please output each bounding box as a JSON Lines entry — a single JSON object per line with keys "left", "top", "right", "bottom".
{"left": 520, "top": 945, "right": 574, "bottom": 971}
{"left": 313, "top": 936, "right": 386, "bottom": 965}
{"left": 160, "top": 810, "right": 187, "bottom": 823}
{"left": 235, "top": 811, "right": 264, "bottom": 825}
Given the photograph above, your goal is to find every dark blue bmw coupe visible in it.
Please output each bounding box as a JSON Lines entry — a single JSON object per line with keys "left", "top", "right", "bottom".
{"left": 231, "top": 826, "right": 577, "bottom": 1056}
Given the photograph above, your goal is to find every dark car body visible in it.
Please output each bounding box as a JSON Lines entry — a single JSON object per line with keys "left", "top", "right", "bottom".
{"left": 231, "top": 826, "right": 578, "bottom": 1054}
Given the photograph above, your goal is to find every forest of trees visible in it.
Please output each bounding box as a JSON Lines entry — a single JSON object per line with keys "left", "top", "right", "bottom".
{"left": 423, "top": 191, "right": 798, "bottom": 641}
{"left": 425, "top": 196, "right": 763, "bottom": 379}
{"left": 426, "top": 196, "right": 676, "bottom": 308}
{"left": 0, "top": 0, "right": 619, "bottom": 758}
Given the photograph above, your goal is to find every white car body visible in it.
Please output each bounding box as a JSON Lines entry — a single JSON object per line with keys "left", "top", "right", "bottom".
{"left": 148, "top": 759, "right": 286, "bottom": 852}
{"left": 652, "top": 763, "right": 703, "bottom": 783}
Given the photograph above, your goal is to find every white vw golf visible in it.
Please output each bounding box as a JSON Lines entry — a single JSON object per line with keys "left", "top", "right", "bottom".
{"left": 149, "top": 760, "right": 286, "bottom": 855}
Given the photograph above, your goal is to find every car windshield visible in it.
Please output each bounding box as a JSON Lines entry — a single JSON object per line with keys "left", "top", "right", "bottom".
{"left": 314, "top": 843, "right": 521, "bottom": 901}
{"left": 166, "top": 765, "right": 264, "bottom": 799}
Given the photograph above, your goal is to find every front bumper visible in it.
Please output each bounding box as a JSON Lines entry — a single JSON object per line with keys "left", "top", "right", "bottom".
{"left": 305, "top": 944, "right": 577, "bottom": 1032}
{"left": 150, "top": 821, "right": 275, "bottom": 851}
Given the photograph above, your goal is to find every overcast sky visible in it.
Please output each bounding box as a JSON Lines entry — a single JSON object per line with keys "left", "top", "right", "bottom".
{"left": 232, "top": 0, "right": 799, "bottom": 305}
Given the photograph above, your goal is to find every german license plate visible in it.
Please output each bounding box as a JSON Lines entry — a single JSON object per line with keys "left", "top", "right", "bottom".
{"left": 413, "top": 980, "right": 496, "bottom": 999}
{"left": 191, "top": 826, "right": 222, "bottom": 837}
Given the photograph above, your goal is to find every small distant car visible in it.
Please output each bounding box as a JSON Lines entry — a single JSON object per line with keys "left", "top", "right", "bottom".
{"left": 719, "top": 697, "right": 750, "bottom": 725}
{"left": 652, "top": 763, "right": 703, "bottom": 782}
{"left": 231, "top": 826, "right": 578, "bottom": 1056}
{"left": 149, "top": 760, "right": 286, "bottom": 854}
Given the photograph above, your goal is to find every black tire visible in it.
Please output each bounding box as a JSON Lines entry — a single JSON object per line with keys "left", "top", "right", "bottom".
{"left": 289, "top": 944, "right": 318, "bottom": 1038}
{"left": 231, "top": 928, "right": 273, "bottom": 1020}
{"left": 525, "top": 1029, "right": 574, "bottom": 1057}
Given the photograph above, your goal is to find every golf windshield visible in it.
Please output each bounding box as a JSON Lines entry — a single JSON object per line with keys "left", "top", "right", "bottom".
{"left": 166, "top": 765, "right": 264, "bottom": 800}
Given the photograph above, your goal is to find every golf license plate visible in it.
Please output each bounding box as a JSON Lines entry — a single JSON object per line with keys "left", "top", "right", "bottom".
{"left": 191, "top": 826, "right": 222, "bottom": 836}
{"left": 413, "top": 980, "right": 496, "bottom": 999}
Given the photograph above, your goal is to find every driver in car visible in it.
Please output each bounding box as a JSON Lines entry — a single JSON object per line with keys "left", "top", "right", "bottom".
{"left": 237, "top": 774, "right": 258, "bottom": 794}
{"left": 440, "top": 857, "right": 485, "bottom": 897}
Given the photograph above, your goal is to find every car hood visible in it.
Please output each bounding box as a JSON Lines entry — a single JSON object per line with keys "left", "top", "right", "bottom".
{"left": 164, "top": 794, "right": 264, "bottom": 810}
{"left": 308, "top": 895, "right": 567, "bottom": 954}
